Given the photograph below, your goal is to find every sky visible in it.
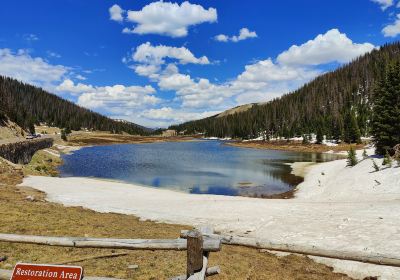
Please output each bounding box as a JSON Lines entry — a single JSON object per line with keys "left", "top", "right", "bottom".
{"left": 1, "top": 0, "right": 400, "bottom": 128}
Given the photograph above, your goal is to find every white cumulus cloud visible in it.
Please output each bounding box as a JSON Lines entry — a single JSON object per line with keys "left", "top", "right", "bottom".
{"left": 140, "top": 107, "right": 219, "bottom": 124}
{"left": 382, "top": 14, "right": 400, "bottom": 37}
{"left": 75, "top": 83, "right": 160, "bottom": 114}
{"left": 215, "top": 28, "right": 258, "bottom": 43}
{"left": 0, "top": 48, "right": 68, "bottom": 87}
{"left": 277, "top": 29, "right": 375, "bottom": 66}
{"left": 56, "top": 79, "right": 94, "bottom": 95}
{"left": 124, "top": 1, "right": 217, "bottom": 37}
{"left": 109, "top": 4, "right": 125, "bottom": 22}
{"left": 127, "top": 42, "right": 210, "bottom": 80}
{"left": 132, "top": 42, "right": 210, "bottom": 65}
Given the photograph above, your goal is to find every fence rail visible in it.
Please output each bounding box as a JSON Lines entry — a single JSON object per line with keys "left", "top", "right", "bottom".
{"left": 0, "top": 233, "right": 220, "bottom": 252}
{"left": 180, "top": 230, "right": 400, "bottom": 268}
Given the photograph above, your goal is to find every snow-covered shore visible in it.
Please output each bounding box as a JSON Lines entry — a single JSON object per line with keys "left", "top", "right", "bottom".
{"left": 20, "top": 149, "right": 400, "bottom": 279}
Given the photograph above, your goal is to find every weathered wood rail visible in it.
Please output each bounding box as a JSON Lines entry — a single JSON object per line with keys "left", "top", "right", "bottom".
{"left": 0, "top": 229, "right": 221, "bottom": 280}
{"left": 0, "top": 233, "right": 220, "bottom": 252}
{"left": 181, "top": 230, "right": 400, "bottom": 268}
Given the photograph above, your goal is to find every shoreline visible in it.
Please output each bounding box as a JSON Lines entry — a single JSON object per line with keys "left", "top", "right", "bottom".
{"left": 226, "top": 140, "right": 366, "bottom": 154}
{"left": 65, "top": 133, "right": 200, "bottom": 147}
{"left": 54, "top": 139, "right": 315, "bottom": 200}
{"left": 19, "top": 148, "right": 400, "bottom": 279}
{"left": 290, "top": 161, "right": 316, "bottom": 178}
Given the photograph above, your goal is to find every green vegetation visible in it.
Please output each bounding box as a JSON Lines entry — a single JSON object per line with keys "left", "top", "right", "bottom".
{"left": 362, "top": 149, "right": 368, "bottom": 160}
{"left": 371, "top": 62, "right": 400, "bottom": 155}
{"left": 61, "top": 129, "right": 68, "bottom": 141}
{"left": 0, "top": 76, "right": 150, "bottom": 135}
{"left": 171, "top": 42, "right": 400, "bottom": 143}
{"left": 346, "top": 147, "right": 358, "bottom": 167}
{"left": 372, "top": 159, "right": 380, "bottom": 172}
{"left": 23, "top": 150, "right": 61, "bottom": 177}
{"left": 302, "top": 134, "right": 309, "bottom": 144}
{"left": 343, "top": 110, "right": 362, "bottom": 144}
{"left": 382, "top": 151, "right": 393, "bottom": 167}
{"left": 316, "top": 128, "right": 323, "bottom": 144}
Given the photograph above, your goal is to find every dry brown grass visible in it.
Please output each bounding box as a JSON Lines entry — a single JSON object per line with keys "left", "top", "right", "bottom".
{"left": 35, "top": 125, "right": 61, "bottom": 135}
{"left": 0, "top": 159, "right": 354, "bottom": 279}
{"left": 228, "top": 140, "right": 367, "bottom": 154}
{"left": 65, "top": 132, "right": 197, "bottom": 147}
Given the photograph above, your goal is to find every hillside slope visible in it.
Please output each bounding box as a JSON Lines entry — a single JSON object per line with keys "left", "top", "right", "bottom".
{"left": 0, "top": 76, "right": 149, "bottom": 135}
{"left": 0, "top": 118, "right": 25, "bottom": 141}
{"left": 171, "top": 42, "right": 400, "bottom": 140}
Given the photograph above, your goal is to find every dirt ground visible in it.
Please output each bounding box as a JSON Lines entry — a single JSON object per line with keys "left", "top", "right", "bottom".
{"left": 0, "top": 153, "right": 355, "bottom": 280}
{"left": 227, "top": 140, "right": 367, "bottom": 154}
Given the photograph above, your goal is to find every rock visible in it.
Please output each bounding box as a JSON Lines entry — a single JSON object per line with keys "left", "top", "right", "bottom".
{"left": 26, "top": 195, "right": 35, "bottom": 202}
{"left": 393, "top": 144, "right": 400, "bottom": 158}
{"left": 127, "top": 265, "right": 139, "bottom": 269}
{"left": 127, "top": 264, "right": 139, "bottom": 278}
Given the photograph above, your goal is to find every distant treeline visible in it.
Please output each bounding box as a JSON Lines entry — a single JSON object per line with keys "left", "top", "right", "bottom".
{"left": 171, "top": 42, "right": 400, "bottom": 144}
{"left": 0, "top": 76, "right": 149, "bottom": 135}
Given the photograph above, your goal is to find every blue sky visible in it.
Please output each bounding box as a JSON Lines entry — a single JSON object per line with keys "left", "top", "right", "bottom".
{"left": 1, "top": 0, "right": 400, "bottom": 128}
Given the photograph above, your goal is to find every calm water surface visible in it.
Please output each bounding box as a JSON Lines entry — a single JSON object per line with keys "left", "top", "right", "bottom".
{"left": 59, "top": 140, "right": 341, "bottom": 197}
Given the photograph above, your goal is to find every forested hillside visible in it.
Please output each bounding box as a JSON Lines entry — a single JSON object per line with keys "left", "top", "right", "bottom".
{"left": 171, "top": 42, "right": 400, "bottom": 142}
{"left": 0, "top": 76, "right": 149, "bottom": 135}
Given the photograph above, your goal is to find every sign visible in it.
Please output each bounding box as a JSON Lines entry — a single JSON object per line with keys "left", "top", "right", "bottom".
{"left": 11, "top": 264, "right": 83, "bottom": 280}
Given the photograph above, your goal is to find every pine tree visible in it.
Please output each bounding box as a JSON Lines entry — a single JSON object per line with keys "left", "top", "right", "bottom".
{"left": 362, "top": 149, "right": 368, "bottom": 159}
{"left": 372, "top": 159, "right": 380, "bottom": 172}
{"left": 382, "top": 150, "right": 392, "bottom": 167}
{"left": 302, "top": 134, "right": 309, "bottom": 144}
{"left": 61, "top": 129, "right": 68, "bottom": 141}
{"left": 344, "top": 110, "right": 361, "bottom": 144}
{"left": 372, "top": 62, "right": 400, "bottom": 155}
{"left": 347, "top": 146, "right": 358, "bottom": 167}
{"left": 316, "top": 127, "right": 323, "bottom": 144}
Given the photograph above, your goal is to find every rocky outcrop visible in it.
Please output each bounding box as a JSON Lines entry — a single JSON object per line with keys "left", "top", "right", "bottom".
{"left": 0, "top": 138, "right": 53, "bottom": 164}
{"left": 394, "top": 144, "right": 400, "bottom": 159}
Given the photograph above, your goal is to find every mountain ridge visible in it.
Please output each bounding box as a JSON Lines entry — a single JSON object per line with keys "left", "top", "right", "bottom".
{"left": 170, "top": 42, "right": 400, "bottom": 141}
{"left": 0, "top": 76, "right": 149, "bottom": 135}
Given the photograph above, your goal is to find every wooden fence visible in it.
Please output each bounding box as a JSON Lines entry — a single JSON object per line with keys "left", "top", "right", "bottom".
{"left": 2, "top": 228, "right": 400, "bottom": 279}
{"left": 0, "top": 228, "right": 221, "bottom": 280}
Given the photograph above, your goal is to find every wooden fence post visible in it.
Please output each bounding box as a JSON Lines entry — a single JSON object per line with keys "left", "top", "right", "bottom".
{"left": 186, "top": 230, "right": 204, "bottom": 278}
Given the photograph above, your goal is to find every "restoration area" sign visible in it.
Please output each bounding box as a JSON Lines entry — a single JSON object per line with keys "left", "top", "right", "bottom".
{"left": 11, "top": 264, "right": 83, "bottom": 280}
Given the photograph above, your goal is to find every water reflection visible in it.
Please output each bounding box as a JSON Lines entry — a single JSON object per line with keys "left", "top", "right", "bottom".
{"left": 59, "top": 140, "right": 342, "bottom": 197}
